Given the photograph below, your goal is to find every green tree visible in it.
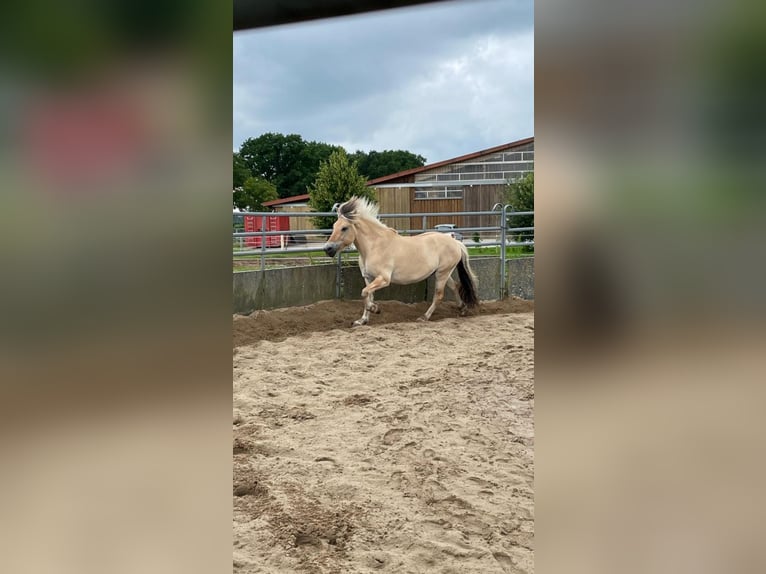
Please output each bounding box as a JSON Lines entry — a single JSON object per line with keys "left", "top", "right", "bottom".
{"left": 233, "top": 152, "right": 252, "bottom": 190}
{"left": 309, "top": 149, "right": 376, "bottom": 231}
{"left": 233, "top": 176, "right": 278, "bottom": 212}
{"left": 238, "top": 133, "right": 340, "bottom": 199}
{"left": 350, "top": 149, "right": 427, "bottom": 180}
{"left": 505, "top": 172, "right": 534, "bottom": 248}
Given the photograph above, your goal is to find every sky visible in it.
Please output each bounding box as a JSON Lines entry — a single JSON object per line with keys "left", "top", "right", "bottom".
{"left": 233, "top": 0, "right": 533, "bottom": 165}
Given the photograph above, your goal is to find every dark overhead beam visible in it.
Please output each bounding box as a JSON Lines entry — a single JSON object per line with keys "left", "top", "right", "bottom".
{"left": 234, "top": 0, "right": 452, "bottom": 31}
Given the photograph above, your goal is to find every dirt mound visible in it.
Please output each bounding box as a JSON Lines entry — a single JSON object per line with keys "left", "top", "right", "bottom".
{"left": 233, "top": 297, "right": 533, "bottom": 348}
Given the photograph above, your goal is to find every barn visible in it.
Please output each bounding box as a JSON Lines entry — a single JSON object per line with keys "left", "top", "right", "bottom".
{"left": 262, "top": 193, "right": 313, "bottom": 227}
{"left": 367, "top": 136, "right": 534, "bottom": 231}
{"left": 259, "top": 136, "right": 534, "bottom": 236}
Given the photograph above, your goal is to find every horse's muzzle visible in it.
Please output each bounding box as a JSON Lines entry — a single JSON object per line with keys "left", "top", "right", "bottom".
{"left": 323, "top": 243, "right": 337, "bottom": 257}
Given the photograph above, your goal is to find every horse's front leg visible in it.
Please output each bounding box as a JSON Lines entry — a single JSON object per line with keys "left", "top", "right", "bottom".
{"left": 353, "top": 295, "right": 375, "bottom": 327}
{"left": 353, "top": 275, "right": 390, "bottom": 327}
{"left": 354, "top": 258, "right": 376, "bottom": 326}
{"left": 365, "top": 290, "right": 380, "bottom": 315}
{"left": 353, "top": 282, "right": 374, "bottom": 327}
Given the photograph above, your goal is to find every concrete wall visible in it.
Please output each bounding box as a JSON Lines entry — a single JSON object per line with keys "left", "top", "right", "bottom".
{"left": 341, "top": 263, "right": 429, "bottom": 302}
{"left": 507, "top": 257, "right": 535, "bottom": 300}
{"left": 233, "top": 256, "right": 534, "bottom": 314}
{"left": 233, "top": 264, "right": 337, "bottom": 314}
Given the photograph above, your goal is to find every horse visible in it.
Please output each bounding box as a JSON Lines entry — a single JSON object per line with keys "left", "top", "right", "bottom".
{"left": 323, "top": 196, "right": 479, "bottom": 326}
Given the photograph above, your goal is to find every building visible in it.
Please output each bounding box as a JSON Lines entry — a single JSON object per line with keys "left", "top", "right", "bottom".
{"left": 260, "top": 136, "right": 534, "bottom": 235}
{"left": 367, "top": 136, "right": 534, "bottom": 230}
{"left": 261, "top": 193, "right": 315, "bottom": 235}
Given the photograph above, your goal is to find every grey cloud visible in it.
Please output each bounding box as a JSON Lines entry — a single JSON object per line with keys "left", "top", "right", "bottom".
{"left": 234, "top": 0, "right": 533, "bottom": 162}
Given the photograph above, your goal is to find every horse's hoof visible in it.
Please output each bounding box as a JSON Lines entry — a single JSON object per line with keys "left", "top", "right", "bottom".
{"left": 416, "top": 315, "right": 428, "bottom": 322}
{"left": 352, "top": 319, "right": 368, "bottom": 327}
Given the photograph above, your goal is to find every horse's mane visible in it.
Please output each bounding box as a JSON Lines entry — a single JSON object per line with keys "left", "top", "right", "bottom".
{"left": 338, "top": 196, "right": 388, "bottom": 229}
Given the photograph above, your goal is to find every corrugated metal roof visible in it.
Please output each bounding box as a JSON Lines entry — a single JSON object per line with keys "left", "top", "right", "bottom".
{"left": 366, "top": 136, "right": 534, "bottom": 186}
{"left": 262, "top": 193, "right": 310, "bottom": 206}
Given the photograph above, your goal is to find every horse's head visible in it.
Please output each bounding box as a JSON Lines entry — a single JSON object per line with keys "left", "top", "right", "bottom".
{"left": 323, "top": 214, "right": 356, "bottom": 257}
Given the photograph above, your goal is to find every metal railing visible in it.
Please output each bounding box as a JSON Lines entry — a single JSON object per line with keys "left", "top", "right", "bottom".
{"left": 233, "top": 206, "right": 533, "bottom": 298}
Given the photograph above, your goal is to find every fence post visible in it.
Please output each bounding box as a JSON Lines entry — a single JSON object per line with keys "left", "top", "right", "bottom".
{"left": 260, "top": 214, "right": 267, "bottom": 273}
{"left": 500, "top": 206, "right": 508, "bottom": 299}
{"left": 336, "top": 251, "right": 343, "bottom": 299}
{"left": 422, "top": 214, "right": 427, "bottom": 231}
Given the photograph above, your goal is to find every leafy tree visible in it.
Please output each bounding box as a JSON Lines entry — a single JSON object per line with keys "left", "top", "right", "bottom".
{"left": 238, "top": 133, "right": 340, "bottom": 199}
{"left": 308, "top": 149, "right": 376, "bottom": 231}
{"left": 233, "top": 152, "right": 252, "bottom": 190}
{"left": 504, "top": 172, "right": 534, "bottom": 248}
{"left": 350, "top": 149, "right": 427, "bottom": 180}
{"left": 233, "top": 176, "right": 278, "bottom": 212}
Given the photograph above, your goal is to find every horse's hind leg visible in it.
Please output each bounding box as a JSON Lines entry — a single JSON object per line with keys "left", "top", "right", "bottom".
{"left": 419, "top": 271, "right": 450, "bottom": 322}
{"left": 446, "top": 276, "right": 467, "bottom": 316}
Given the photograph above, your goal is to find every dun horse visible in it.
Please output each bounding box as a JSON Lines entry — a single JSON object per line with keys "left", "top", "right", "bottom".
{"left": 323, "top": 196, "right": 479, "bottom": 326}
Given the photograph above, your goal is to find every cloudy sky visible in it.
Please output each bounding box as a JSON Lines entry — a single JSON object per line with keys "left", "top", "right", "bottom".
{"left": 233, "top": 0, "right": 533, "bottom": 164}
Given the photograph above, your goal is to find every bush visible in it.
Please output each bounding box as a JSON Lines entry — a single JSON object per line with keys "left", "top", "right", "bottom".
{"left": 308, "top": 149, "right": 376, "bottom": 230}
{"left": 505, "top": 172, "right": 534, "bottom": 251}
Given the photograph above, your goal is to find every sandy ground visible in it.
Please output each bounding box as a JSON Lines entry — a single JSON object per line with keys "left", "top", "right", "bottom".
{"left": 233, "top": 299, "right": 534, "bottom": 573}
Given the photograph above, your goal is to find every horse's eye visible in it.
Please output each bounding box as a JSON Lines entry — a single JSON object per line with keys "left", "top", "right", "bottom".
{"left": 341, "top": 226, "right": 349, "bottom": 232}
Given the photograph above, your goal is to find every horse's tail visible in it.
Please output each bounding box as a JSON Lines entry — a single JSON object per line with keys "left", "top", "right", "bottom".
{"left": 456, "top": 244, "right": 479, "bottom": 308}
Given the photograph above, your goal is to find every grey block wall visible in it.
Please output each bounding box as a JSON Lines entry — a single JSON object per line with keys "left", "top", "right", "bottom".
{"left": 341, "top": 265, "right": 429, "bottom": 302}
{"left": 342, "top": 257, "right": 505, "bottom": 303}
{"left": 507, "top": 257, "right": 534, "bottom": 300}
{"left": 233, "top": 264, "right": 337, "bottom": 314}
{"left": 233, "top": 256, "right": 534, "bottom": 314}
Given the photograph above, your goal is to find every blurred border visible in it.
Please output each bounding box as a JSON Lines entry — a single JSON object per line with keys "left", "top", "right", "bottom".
{"left": 536, "top": 0, "right": 766, "bottom": 572}
{"left": 0, "top": 1, "right": 234, "bottom": 572}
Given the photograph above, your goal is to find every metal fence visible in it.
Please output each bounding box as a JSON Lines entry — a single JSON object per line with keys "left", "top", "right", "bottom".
{"left": 233, "top": 206, "right": 533, "bottom": 299}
